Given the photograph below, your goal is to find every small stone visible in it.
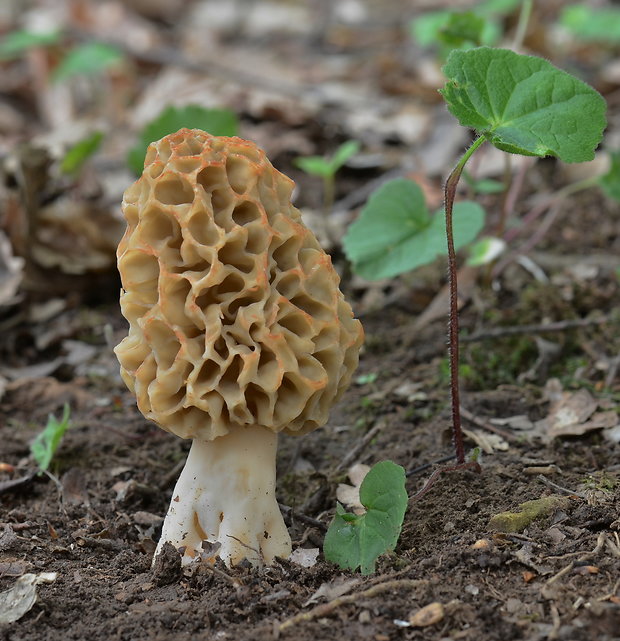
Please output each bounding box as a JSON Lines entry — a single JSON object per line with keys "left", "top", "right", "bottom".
{"left": 472, "top": 538, "right": 490, "bottom": 550}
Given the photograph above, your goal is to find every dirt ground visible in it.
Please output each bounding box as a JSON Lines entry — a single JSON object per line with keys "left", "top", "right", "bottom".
{"left": 1, "top": 0, "right": 620, "bottom": 639}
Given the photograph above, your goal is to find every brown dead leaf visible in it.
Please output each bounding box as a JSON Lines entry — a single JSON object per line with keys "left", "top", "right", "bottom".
{"left": 288, "top": 548, "right": 319, "bottom": 569}
{"left": 303, "top": 576, "right": 360, "bottom": 606}
{"left": 536, "top": 379, "right": 620, "bottom": 438}
{"left": 408, "top": 602, "right": 444, "bottom": 627}
{"left": 0, "top": 560, "right": 31, "bottom": 578}
{"left": 462, "top": 428, "right": 509, "bottom": 454}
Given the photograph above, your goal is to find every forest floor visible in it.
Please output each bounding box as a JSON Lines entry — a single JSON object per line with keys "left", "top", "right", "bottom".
{"left": 1, "top": 1, "right": 619, "bottom": 640}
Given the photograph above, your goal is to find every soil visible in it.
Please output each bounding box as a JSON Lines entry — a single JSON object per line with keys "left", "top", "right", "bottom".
{"left": 1, "top": 188, "right": 619, "bottom": 640}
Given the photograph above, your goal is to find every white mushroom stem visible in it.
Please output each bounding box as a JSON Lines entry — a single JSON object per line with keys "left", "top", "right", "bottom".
{"left": 154, "top": 424, "right": 292, "bottom": 566}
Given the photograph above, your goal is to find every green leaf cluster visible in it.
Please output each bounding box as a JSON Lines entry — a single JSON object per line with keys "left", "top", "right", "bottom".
{"left": 343, "top": 178, "right": 485, "bottom": 280}
{"left": 60, "top": 131, "right": 103, "bottom": 175}
{"left": 30, "top": 404, "right": 71, "bottom": 473}
{"left": 127, "top": 105, "right": 239, "bottom": 174}
{"left": 323, "top": 461, "right": 408, "bottom": 575}
{"left": 53, "top": 42, "right": 124, "bottom": 82}
{"left": 294, "top": 140, "right": 360, "bottom": 178}
{"left": 440, "top": 47, "right": 607, "bottom": 163}
{"left": 560, "top": 4, "right": 620, "bottom": 44}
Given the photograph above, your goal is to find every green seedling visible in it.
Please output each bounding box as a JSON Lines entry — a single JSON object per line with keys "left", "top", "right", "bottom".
{"left": 560, "top": 4, "right": 620, "bottom": 44}
{"left": 30, "top": 404, "right": 71, "bottom": 473}
{"left": 441, "top": 46, "right": 605, "bottom": 462}
{"left": 466, "top": 236, "right": 506, "bottom": 266}
{"left": 355, "top": 372, "right": 378, "bottom": 385}
{"left": 333, "top": 44, "right": 606, "bottom": 574}
{"left": 324, "top": 461, "right": 407, "bottom": 574}
{"left": 60, "top": 131, "right": 103, "bottom": 175}
{"left": 53, "top": 42, "right": 124, "bottom": 82}
{"left": 343, "top": 177, "right": 484, "bottom": 280}
{"left": 462, "top": 170, "right": 505, "bottom": 195}
{"left": 128, "top": 105, "right": 238, "bottom": 175}
{"left": 0, "top": 29, "right": 61, "bottom": 59}
{"left": 599, "top": 150, "right": 620, "bottom": 202}
{"left": 295, "top": 140, "right": 360, "bottom": 215}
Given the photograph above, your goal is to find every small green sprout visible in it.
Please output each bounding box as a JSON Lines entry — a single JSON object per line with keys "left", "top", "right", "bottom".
{"left": 462, "top": 170, "right": 505, "bottom": 195}
{"left": 60, "top": 131, "right": 103, "bottom": 175}
{"left": 324, "top": 461, "right": 407, "bottom": 574}
{"left": 355, "top": 372, "right": 378, "bottom": 385}
{"left": 53, "top": 42, "right": 124, "bottom": 82}
{"left": 127, "top": 105, "right": 238, "bottom": 175}
{"left": 599, "top": 151, "right": 620, "bottom": 203}
{"left": 295, "top": 140, "right": 360, "bottom": 214}
{"left": 30, "top": 404, "right": 71, "bottom": 473}
{"left": 466, "top": 236, "right": 506, "bottom": 266}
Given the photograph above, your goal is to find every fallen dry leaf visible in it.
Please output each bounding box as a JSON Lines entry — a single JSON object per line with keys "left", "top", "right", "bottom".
{"left": 0, "top": 572, "right": 57, "bottom": 624}
{"left": 336, "top": 463, "right": 370, "bottom": 515}
{"left": 535, "top": 380, "right": 619, "bottom": 438}
{"left": 462, "top": 428, "right": 509, "bottom": 453}
{"left": 303, "top": 576, "right": 360, "bottom": 606}
{"left": 408, "top": 602, "right": 444, "bottom": 627}
{"left": 288, "top": 547, "right": 319, "bottom": 569}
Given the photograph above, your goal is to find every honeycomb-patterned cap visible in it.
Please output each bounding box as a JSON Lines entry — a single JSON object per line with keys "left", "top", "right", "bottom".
{"left": 115, "top": 129, "right": 363, "bottom": 441}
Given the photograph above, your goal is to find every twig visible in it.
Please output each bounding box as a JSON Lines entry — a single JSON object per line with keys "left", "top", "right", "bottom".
{"left": 548, "top": 604, "right": 561, "bottom": 641}
{"left": 461, "top": 315, "right": 611, "bottom": 343}
{"left": 459, "top": 406, "right": 519, "bottom": 442}
{"left": 406, "top": 454, "right": 456, "bottom": 477}
{"left": 536, "top": 475, "right": 586, "bottom": 499}
{"left": 544, "top": 533, "right": 607, "bottom": 591}
{"left": 596, "top": 578, "right": 620, "bottom": 602}
{"left": 333, "top": 420, "right": 385, "bottom": 473}
{"left": 75, "top": 536, "right": 124, "bottom": 551}
{"left": 278, "top": 504, "right": 327, "bottom": 532}
{"left": 278, "top": 579, "right": 423, "bottom": 632}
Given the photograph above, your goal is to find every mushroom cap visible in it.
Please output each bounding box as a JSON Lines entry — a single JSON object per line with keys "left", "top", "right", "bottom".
{"left": 115, "top": 129, "right": 363, "bottom": 440}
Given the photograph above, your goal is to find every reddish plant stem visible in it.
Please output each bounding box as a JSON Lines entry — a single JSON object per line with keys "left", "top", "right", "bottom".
{"left": 443, "top": 135, "right": 486, "bottom": 464}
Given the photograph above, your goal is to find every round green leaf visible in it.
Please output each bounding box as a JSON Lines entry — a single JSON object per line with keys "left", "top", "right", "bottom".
{"left": 440, "top": 47, "right": 607, "bottom": 163}
{"left": 343, "top": 178, "right": 485, "bottom": 280}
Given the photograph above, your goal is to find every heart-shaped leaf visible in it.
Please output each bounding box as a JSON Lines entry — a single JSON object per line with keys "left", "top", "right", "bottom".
{"left": 323, "top": 460, "right": 407, "bottom": 575}
{"left": 343, "top": 178, "right": 485, "bottom": 280}
{"left": 440, "top": 47, "right": 607, "bottom": 163}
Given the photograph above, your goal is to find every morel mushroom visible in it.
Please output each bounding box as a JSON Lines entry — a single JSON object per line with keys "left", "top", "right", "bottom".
{"left": 115, "top": 129, "right": 363, "bottom": 566}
